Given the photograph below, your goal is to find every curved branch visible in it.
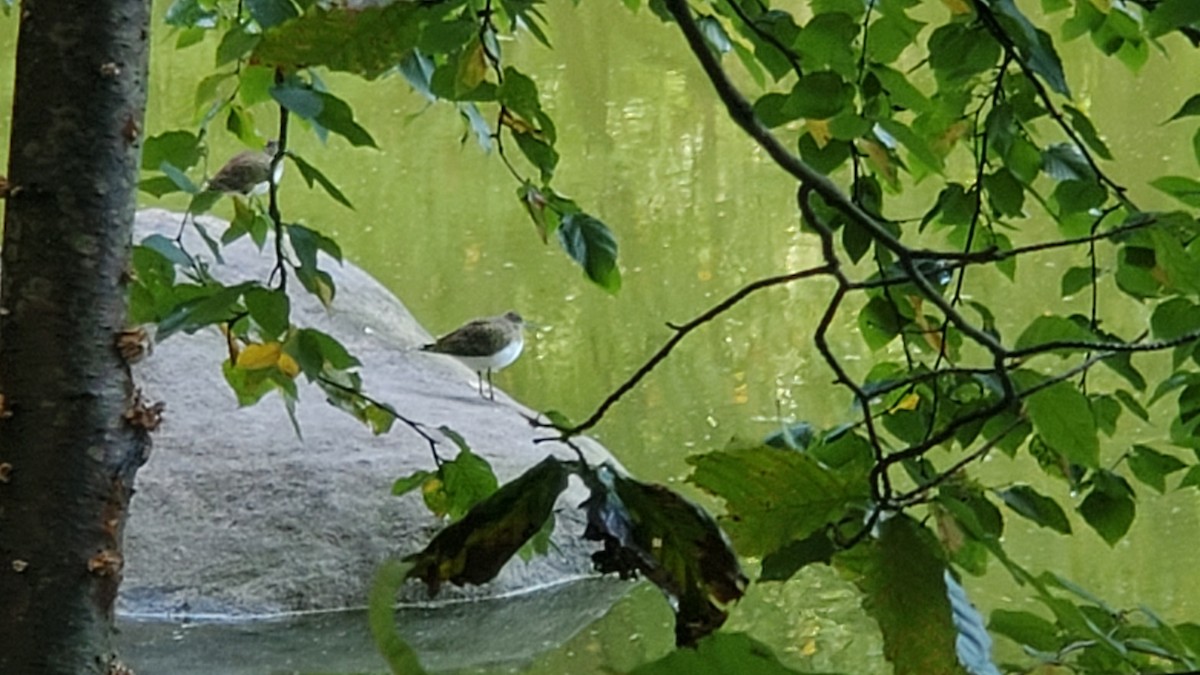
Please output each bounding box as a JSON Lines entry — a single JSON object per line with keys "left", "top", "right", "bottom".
{"left": 560, "top": 264, "right": 834, "bottom": 436}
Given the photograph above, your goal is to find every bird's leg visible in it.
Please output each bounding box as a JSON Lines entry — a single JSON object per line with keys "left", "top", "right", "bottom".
{"left": 487, "top": 369, "right": 495, "bottom": 401}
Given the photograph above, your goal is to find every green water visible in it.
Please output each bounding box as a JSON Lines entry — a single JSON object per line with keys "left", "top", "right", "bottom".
{"left": 3, "top": 3, "right": 1200, "bottom": 673}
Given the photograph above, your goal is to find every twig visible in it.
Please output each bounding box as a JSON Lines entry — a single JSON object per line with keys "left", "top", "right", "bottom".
{"left": 558, "top": 263, "right": 834, "bottom": 437}
{"left": 269, "top": 69, "right": 290, "bottom": 292}
{"left": 317, "top": 375, "right": 445, "bottom": 466}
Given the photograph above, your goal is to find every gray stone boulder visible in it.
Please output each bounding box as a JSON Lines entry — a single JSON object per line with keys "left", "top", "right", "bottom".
{"left": 122, "top": 208, "right": 616, "bottom": 618}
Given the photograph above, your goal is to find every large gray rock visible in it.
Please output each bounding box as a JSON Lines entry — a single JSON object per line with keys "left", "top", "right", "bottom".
{"left": 122, "top": 208, "right": 615, "bottom": 618}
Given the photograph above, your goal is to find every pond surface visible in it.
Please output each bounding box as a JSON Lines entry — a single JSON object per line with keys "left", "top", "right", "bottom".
{"left": 3, "top": 3, "right": 1199, "bottom": 673}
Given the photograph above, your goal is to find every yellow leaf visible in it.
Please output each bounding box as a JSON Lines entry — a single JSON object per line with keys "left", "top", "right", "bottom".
{"left": 892, "top": 391, "right": 921, "bottom": 412}
{"left": 933, "top": 505, "right": 966, "bottom": 554}
{"left": 941, "top": 0, "right": 970, "bottom": 14}
{"left": 1087, "top": 0, "right": 1110, "bottom": 12}
{"left": 860, "top": 139, "right": 898, "bottom": 187}
{"left": 422, "top": 477, "right": 443, "bottom": 496}
{"left": 457, "top": 39, "right": 489, "bottom": 92}
{"left": 932, "top": 120, "right": 970, "bottom": 156}
{"left": 807, "top": 119, "right": 832, "bottom": 149}
{"left": 237, "top": 342, "right": 282, "bottom": 370}
{"left": 277, "top": 352, "right": 300, "bottom": 378}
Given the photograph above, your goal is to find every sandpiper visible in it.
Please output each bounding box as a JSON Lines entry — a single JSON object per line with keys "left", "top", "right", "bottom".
{"left": 206, "top": 140, "right": 283, "bottom": 196}
{"left": 421, "top": 311, "right": 525, "bottom": 401}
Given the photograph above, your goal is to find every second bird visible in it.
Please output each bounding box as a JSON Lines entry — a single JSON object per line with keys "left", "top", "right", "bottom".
{"left": 421, "top": 311, "right": 525, "bottom": 401}
{"left": 206, "top": 140, "right": 283, "bottom": 196}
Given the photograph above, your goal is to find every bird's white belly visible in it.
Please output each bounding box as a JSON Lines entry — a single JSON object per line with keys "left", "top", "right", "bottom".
{"left": 455, "top": 337, "right": 524, "bottom": 372}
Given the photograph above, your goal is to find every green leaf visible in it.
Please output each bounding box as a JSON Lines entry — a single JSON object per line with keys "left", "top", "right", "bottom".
{"left": 222, "top": 360, "right": 279, "bottom": 407}
{"left": 434, "top": 441, "right": 500, "bottom": 521}
{"left": 870, "top": 64, "right": 931, "bottom": 113}
{"left": 512, "top": 131, "right": 559, "bottom": 182}
{"left": 753, "top": 93, "right": 800, "bottom": 128}
{"left": 271, "top": 83, "right": 377, "bottom": 148}
{"left": 246, "top": 0, "right": 299, "bottom": 28}
{"left": 165, "top": 0, "right": 218, "bottom": 28}
{"left": 243, "top": 287, "right": 291, "bottom": 340}
{"left": 142, "top": 130, "right": 203, "bottom": 171}
{"left": 797, "top": 134, "right": 851, "bottom": 174}
{"left": 1060, "top": 266, "right": 1094, "bottom": 297}
{"left": 557, "top": 214, "right": 621, "bottom": 293}
{"left": 1151, "top": 298, "right": 1200, "bottom": 340}
{"left": 997, "top": 485, "right": 1072, "bottom": 534}
{"left": 989, "top": 609, "right": 1062, "bottom": 652}
{"left": 687, "top": 445, "right": 867, "bottom": 557}
{"left": 1179, "top": 465, "right": 1200, "bottom": 490}
{"left": 1042, "top": 143, "right": 1093, "bottom": 181}
{"left": 1166, "top": 93, "right": 1200, "bottom": 123}
{"left": 797, "top": 11, "right": 860, "bottom": 73}
{"left": 368, "top": 560, "right": 429, "bottom": 675}
{"left": 1063, "top": 105, "right": 1111, "bottom": 160}
{"left": 216, "top": 22, "right": 262, "bottom": 66}
{"left": 1151, "top": 175, "right": 1200, "bottom": 208}
{"left": 406, "top": 457, "right": 568, "bottom": 596}
{"left": 790, "top": 72, "right": 854, "bottom": 120}
{"left": 1078, "top": 472, "right": 1135, "bottom": 546}
{"left": 864, "top": 12, "right": 922, "bottom": 66}
{"left": 139, "top": 175, "right": 184, "bottom": 198}
{"left": 288, "top": 328, "right": 360, "bottom": 378}
{"left": 253, "top": 2, "right": 425, "bottom": 79}
{"left": 418, "top": 17, "right": 476, "bottom": 54}
{"left": 983, "top": 168, "right": 1025, "bottom": 217}
{"left": 583, "top": 465, "right": 747, "bottom": 647}
{"left": 1053, "top": 179, "right": 1106, "bottom": 215}
{"left": 857, "top": 296, "right": 902, "bottom": 350}
{"left": 497, "top": 67, "right": 543, "bottom": 124}
{"left": 1115, "top": 389, "right": 1150, "bottom": 422}
{"left": 391, "top": 470, "right": 434, "bottom": 497}
{"left": 289, "top": 223, "right": 344, "bottom": 265}
{"left": 289, "top": 153, "right": 355, "bottom": 209}
{"left": 834, "top": 516, "right": 965, "bottom": 675}
{"left": 1150, "top": 226, "right": 1200, "bottom": 295}
{"left": 1013, "top": 315, "right": 1093, "bottom": 355}
{"left": 1127, "top": 444, "right": 1187, "bottom": 494}
{"left": 1146, "top": 0, "right": 1200, "bottom": 38}
{"left": 1023, "top": 377, "right": 1100, "bottom": 468}
{"left": 928, "top": 23, "right": 1000, "bottom": 85}
{"left": 160, "top": 161, "right": 200, "bottom": 195}
{"left": 623, "top": 632, "right": 807, "bottom": 675}
{"left": 877, "top": 119, "right": 944, "bottom": 173}
{"left": 759, "top": 531, "right": 836, "bottom": 582}
{"left": 157, "top": 282, "right": 257, "bottom": 340}
{"left": 990, "top": 0, "right": 1070, "bottom": 96}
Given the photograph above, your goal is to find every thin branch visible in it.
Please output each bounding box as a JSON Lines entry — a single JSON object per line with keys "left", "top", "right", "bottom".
{"left": 558, "top": 264, "right": 834, "bottom": 437}
{"left": 798, "top": 185, "right": 891, "bottom": 499}
{"left": 909, "top": 213, "right": 1155, "bottom": 263}
{"left": 269, "top": 69, "right": 290, "bottom": 292}
{"left": 893, "top": 416, "right": 1025, "bottom": 507}
{"left": 317, "top": 376, "right": 445, "bottom": 466}
{"left": 1007, "top": 329, "right": 1200, "bottom": 360}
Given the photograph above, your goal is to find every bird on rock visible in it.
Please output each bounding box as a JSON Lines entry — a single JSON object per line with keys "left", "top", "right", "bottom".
{"left": 421, "top": 311, "right": 526, "bottom": 401}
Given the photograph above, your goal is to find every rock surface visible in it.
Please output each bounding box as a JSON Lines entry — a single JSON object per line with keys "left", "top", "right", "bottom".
{"left": 122, "top": 208, "right": 615, "bottom": 618}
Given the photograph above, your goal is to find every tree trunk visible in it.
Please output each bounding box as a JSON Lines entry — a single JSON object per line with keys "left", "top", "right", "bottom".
{"left": 0, "top": 0, "right": 153, "bottom": 672}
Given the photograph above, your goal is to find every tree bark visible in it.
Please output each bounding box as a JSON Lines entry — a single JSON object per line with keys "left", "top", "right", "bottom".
{"left": 0, "top": 0, "right": 153, "bottom": 672}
